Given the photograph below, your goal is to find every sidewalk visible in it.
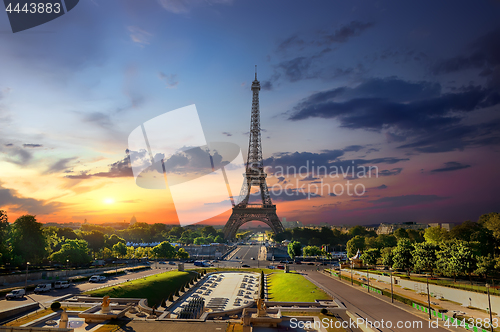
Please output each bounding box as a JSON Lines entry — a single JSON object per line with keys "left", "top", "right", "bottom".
{"left": 331, "top": 269, "right": 498, "bottom": 325}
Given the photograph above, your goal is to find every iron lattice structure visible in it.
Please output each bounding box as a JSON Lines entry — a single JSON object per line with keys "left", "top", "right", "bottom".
{"left": 223, "top": 69, "right": 285, "bottom": 240}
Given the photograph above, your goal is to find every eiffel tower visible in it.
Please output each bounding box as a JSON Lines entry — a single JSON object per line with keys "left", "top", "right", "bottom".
{"left": 223, "top": 68, "right": 285, "bottom": 240}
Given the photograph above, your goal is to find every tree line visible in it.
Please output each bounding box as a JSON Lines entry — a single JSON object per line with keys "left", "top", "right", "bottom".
{"left": 280, "top": 213, "right": 500, "bottom": 282}
{"left": 0, "top": 211, "right": 228, "bottom": 268}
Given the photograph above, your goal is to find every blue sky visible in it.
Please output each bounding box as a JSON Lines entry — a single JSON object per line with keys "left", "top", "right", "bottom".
{"left": 1, "top": 0, "right": 500, "bottom": 226}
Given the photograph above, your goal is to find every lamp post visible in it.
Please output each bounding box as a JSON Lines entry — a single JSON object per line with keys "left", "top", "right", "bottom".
{"left": 390, "top": 271, "right": 394, "bottom": 303}
{"left": 367, "top": 268, "right": 370, "bottom": 293}
{"left": 338, "top": 258, "right": 341, "bottom": 280}
{"left": 24, "top": 262, "right": 30, "bottom": 291}
{"left": 426, "top": 274, "right": 431, "bottom": 320}
{"left": 116, "top": 257, "right": 118, "bottom": 275}
{"left": 66, "top": 259, "right": 69, "bottom": 279}
{"left": 350, "top": 260, "right": 353, "bottom": 285}
{"left": 486, "top": 284, "right": 493, "bottom": 332}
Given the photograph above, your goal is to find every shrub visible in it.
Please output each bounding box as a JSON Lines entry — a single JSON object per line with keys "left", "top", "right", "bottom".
{"left": 320, "top": 308, "right": 328, "bottom": 315}
{"left": 51, "top": 301, "right": 61, "bottom": 310}
{"left": 168, "top": 293, "right": 173, "bottom": 302}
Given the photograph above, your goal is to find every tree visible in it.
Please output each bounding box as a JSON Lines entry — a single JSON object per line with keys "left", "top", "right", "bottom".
{"left": 152, "top": 241, "right": 176, "bottom": 259}
{"left": 214, "top": 235, "right": 225, "bottom": 244}
{"left": 0, "top": 210, "right": 10, "bottom": 264}
{"left": 453, "top": 240, "right": 477, "bottom": 284}
{"left": 412, "top": 242, "right": 438, "bottom": 275}
{"left": 10, "top": 215, "right": 47, "bottom": 265}
{"left": 381, "top": 247, "right": 394, "bottom": 268}
{"left": 287, "top": 241, "right": 302, "bottom": 259}
{"left": 474, "top": 254, "right": 496, "bottom": 279}
{"left": 194, "top": 237, "right": 208, "bottom": 245}
{"left": 393, "top": 228, "right": 409, "bottom": 240}
{"left": 392, "top": 239, "right": 413, "bottom": 275}
{"left": 480, "top": 213, "right": 500, "bottom": 241}
{"left": 176, "top": 248, "right": 189, "bottom": 259}
{"left": 201, "top": 226, "right": 217, "bottom": 238}
{"left": 81, "top": 230, "right": 106, "bottom": 258}
{"left": 360, "top": 248, "right": 380, "bottom": 266}
{"left": 112, "top": 242, "right": 127, "bottom": 258}
{"left": 105, "top": 234, "right": 125, "bottom": 249}
{"left": 303, "top": 245, "right": 323, "bottom": 257}
{"left": 50, "top": 239, "right": 91, "bottom": 266}
{"left": 346, "top": 235, "right": 365, "bottom": 258}
{"left": 424, "top": 226, "right": 449, "bottom": 244}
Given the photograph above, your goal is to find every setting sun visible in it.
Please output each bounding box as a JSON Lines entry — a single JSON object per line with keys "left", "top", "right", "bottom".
{"left": 104, "top": 198, "right": 115, "bottom": 205}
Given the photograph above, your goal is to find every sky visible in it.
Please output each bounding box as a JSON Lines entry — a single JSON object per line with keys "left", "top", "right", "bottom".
{"left": 1, "top": 0, "right": 500, "bottom": 227}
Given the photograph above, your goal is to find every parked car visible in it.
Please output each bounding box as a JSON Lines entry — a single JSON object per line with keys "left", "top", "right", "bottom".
{"left": 241, "top": 264, "right": 250, "bottom": 268}
{"left": 307, "top": 262, "right": 315, "bottom": 265}
{"left": 277, "top": 265, "right": 285, "bottom": 270}
{"left": 158, "top": 261, "right": 166, "bottom": 264}
{"left": 168, "top": 261, "right": 176, "bottom": 265}
{"left": 54, "top": 281, "right": 70, "bottom": 289}
{"left": 89, "top": 275, "right": 106, "bottom": 283}
{"left": 250, "top": 257, "right": 255, "bottom": 260}
{"left": 6, "top": 289, "right": 25, "bottom": 300}
{"left": 34, "top": 284, "right": 51, "bottom": 293}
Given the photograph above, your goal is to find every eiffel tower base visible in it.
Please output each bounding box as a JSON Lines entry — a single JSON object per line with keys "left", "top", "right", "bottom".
{"left": 223, "top": 205, "right": 285, "bottom": 240}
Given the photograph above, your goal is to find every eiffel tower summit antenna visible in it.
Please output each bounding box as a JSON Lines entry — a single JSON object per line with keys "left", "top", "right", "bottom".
{"left": 223, "top": 69, "right": 285, "bottom": 240}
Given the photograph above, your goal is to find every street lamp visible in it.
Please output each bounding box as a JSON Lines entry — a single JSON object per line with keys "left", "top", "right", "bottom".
{"left": 486, "top": 284, "right": 493, "bottom": 332}
{"left": 367, "top": 268, "right": 370, "bottom": 293}
{"left": 350, "top": 260, "right": 353, "bottom": 286}
{"left": 426, "top": 274, "right": 431, "bottom": 320}
{"left": 24, "top": 262, "right": 30, "bottom": 291}
{"left": 66, "top": 259, "right": 69, "bottom": 278}
{"left": 338, "top": 258, "right": 341, "bottom": 280}
{"left": 390, "top": 271, "right": 394, "bottom": 303}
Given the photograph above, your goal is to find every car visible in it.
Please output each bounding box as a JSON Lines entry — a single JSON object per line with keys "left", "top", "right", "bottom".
{"left": 276, "top": 265, "right": 285, "bottom": 270}
{"left": 250, "top": 257, "right": 255, "bottom": 260}
{"left": 158, "top": 261, "right": 166, "bottom": 264}
{"left": 6, "top": 289, "right": 25, "bottom": 300}
{"left": 307, "top": 262, "right": 315, "bottom": 265}
{"left": 34, "top": 284, "right": 51, "bottom": 293}
{"left": 241, "top": 264, "right": 250, "bottom": 268}
{"left": 54, "top": 281, "right": 70, "bottom": 289}
{"left": 89, "top": 275, "right": 106, "bottom": 283}
{"left": 168, "top": 261, "right": 176, "bottom": 265}
{"left": 295, "top": 261, "right": 302, "bottom": 265}
{"left": 234, "top": 256, "right": 239, "bottom": 259}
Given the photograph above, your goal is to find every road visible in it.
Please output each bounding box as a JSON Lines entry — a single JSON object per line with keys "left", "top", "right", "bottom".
{"left": 306, "top": 271, "right": 450, "bottom": 332}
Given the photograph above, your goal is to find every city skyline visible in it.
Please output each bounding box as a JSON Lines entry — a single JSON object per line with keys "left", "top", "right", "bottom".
{"left": 1, "top": 0, "right": 500, "bottom": 226}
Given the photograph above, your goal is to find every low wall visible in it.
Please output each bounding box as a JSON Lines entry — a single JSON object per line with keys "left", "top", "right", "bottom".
{"left": 0, "top": 302, "right": 39, "bottom": 321}
{"left": 0, "top": 267, "right": 114, "bottom": 286}
{"left": 0, "top": 327, "right": 73, "bottom": 332}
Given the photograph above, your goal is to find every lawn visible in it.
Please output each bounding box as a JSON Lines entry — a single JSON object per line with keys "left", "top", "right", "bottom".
{"left": 267, "top": 272, "right": 331, "bottom": 302}
{"left": 85, "top": 270, "right": 195, "bottom": 308}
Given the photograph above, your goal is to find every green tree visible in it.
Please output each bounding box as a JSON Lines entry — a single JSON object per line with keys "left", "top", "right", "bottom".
{"left": 201, "top": 226, "right": 217, "bottom": 237}
{"left": 346, "top": 235, "right": 365, "bottom": 257}
{"left": 152, "top": 241, "right": 176, "bottom": 259}
{"left": 176, "top": 247, "right": 189, "bottom": 259}
{"left": 0, "top": 210, "right": 10, "bottom": 264}
{"left": 112, "top": 242, "right": 127, "bottom": 258}
{"left": 424, "top": 226, "right": 449, "bottom": 244}
{"left": 194, "top": 237, "right": 208, "bottom": 245}
{"left": 303, "top": 245, "right": 323, "bottom": 256}
{"left": 392, "top": 238, "right": 413, "bottom": 275}
{"left": 393, "top": 228, "right": 409, "bottom": 240}
{"left": 474, "top": 254, "right": 496, "bottom": 279}
{"left": 380, "top": 247, "right": 394, "bottom": 268}
{"left": 412, "top": 242, "right": 438, "bottom": 275}
{"left": 50, "top": 239, "right": 91, "bottom": 266}
{"left": 360, "top": 248, "right": 380, "bottom": 266}
{"left": 287, "top": 241, "right": 302, "bottom": 259}
{"left": 214, "top": 235, "right": 225, "bottom": 243}
{"left": 105, "top": 234, "right": 126, "bottom": 249}
{"left": 11, "top": 215, "right": 47, "bottom": 265}
{"left": 81, "top": 230, "right": 106, "bottom": 258}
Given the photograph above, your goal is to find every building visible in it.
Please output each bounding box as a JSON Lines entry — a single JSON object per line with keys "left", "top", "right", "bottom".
{"left": 130, "top": 215, "right": 137, "bottom": 225}
{"left": 376, "top": 221, "right": 428, "bottom": 235}
{"left": 281, "top": 218, "right": 304, "bottom": 229}
{"left": 428, "top": 223, "right": 455, "bottom": 231}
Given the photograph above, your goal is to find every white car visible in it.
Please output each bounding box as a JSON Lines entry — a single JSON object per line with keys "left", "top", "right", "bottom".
{"left": 54, "top": 281, "right": 70, "bottom": 289}
{"left": 89, "top": 275, "right": 106, "bottom": 283}
{"left": 6, "top": 289, "right": 25, "bottom": 300}
{"left": 34, "top": 284, "right": 51, "bottom": 293}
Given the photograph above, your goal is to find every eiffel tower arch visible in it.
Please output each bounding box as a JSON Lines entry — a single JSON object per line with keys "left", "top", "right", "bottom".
{"left": 223, "top": 68, "right": 285, "bottom": 240}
